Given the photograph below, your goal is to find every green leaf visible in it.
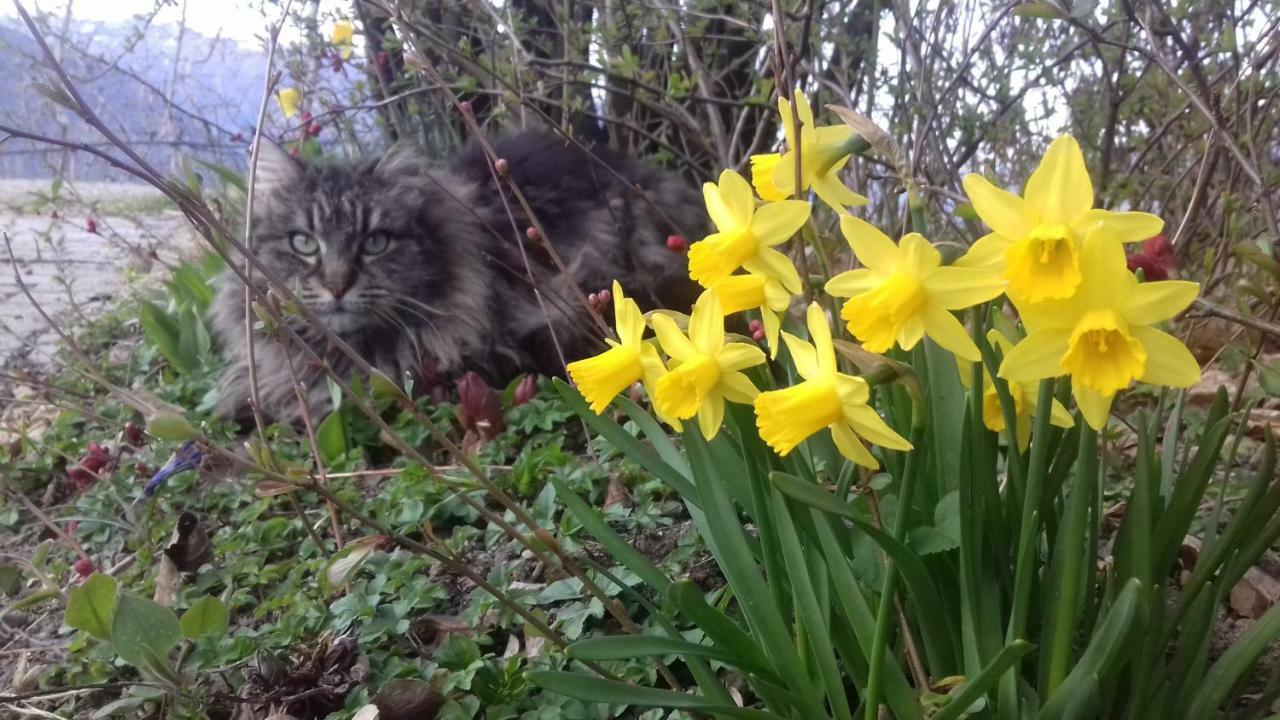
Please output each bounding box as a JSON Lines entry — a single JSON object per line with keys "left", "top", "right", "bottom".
{"left": 931, "top": 641, "right": 1035, "bottom": 720}
{"left": 320, "top": 535, "right": 383, "bottom": 595}
{"left": 1186, "top": 594, "right": 1280, "bottom": 718}
{"left": 110, "top": 594, "right": 182, "bottom": 667}
{"left": 666, "top": 581, "right": 779, "bottom": 683}
{"left": 550, "top": 477, "right": 670, "bottom": 594}
{"left": 177, "top": 303, "right": 211, "bottom": 372}
{"left": 146, "top": 410, "right": 197, "bottom": 441}
{"left": 65, "top": 573, "right": 118, "bottom": 640}
{"left": 1012, "top": 1, "right": 1066, "bottom": 19}
{"left": 1039, "top": 579, "right": 1144, "bottom": 720}
{"left": 552, "top": 379, "right": 699, "bottom": 502}
{"left": 1254, "top": 358, "right": 1280, "bottom": 396}
{"left": 140, "top": 301, "right": 190, "bottom": 373}
{"left": 179, "top": 595, "right": 229, "bottom": 639}
{"left": 526, "top": 672, "right": 784, "bottom": 718}
{"left": 316, "top": 411, "right": 350, "bottom": 464}
{"left": 196, "top": 160, "right": 247, "bottom": 193}
{"left": 569, "top": 635, "right": 740, "bottom": 667}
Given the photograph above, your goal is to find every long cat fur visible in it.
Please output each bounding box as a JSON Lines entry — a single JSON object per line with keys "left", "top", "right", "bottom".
{"left": 211, "top": 131, "right": 705, "bottom": 425}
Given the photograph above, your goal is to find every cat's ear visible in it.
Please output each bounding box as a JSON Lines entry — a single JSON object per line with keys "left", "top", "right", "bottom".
{"left": 374, "top": 140, "right": 424, "bottom": 180}
{"left": 251, "top": 139, "right": 300, "bottom": 189}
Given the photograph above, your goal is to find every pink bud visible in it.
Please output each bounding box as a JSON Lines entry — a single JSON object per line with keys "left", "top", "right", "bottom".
{"left": 495, "top": 158, "right": 510, "bottom": 176}
{"left": 455, "top": 371, "right": 504, "bottom": 440}
{"left": 597, "top": 289, "right": 612, "bottom": 305}
{"left": 512, "top": 374, "right": 538, "bottom": 407}
{"left": 376, "top": 51, "right": 390, "bottom": 72}
{"left": 124, "top": 421, "right": 145, "bottom": 448}
{"left": 666, "top": 235, "right": 687, "bottom": 252}
{"left": 86, "top": 217, "right": 97, "bottom": 234}
{"left": 752, "top": 329, "right": 766, "bottom": 342}
{"left": 628, "top": 382, "right": 644, "bottom": 404}
{"left": 67, "top": 520, "right": 79, "bottom": 536}
{"left": 73, "top": 558, "right": 95, "bottom": 578}
{"left": 458, "top": 100, "right": 473, "bottom": 115}
{"left": 525, "top": 226, "right": 540, "bottom": 241}
{"left": 331, "top": 55, "right": 344, "bottom": 73}
{"left": 748, "top": 319, "right": 764, "bottom": 333}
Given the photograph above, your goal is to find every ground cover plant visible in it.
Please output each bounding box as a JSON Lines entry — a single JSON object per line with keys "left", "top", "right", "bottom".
{"left": 1, "top": 1, "right": 1279, "bottom": 719}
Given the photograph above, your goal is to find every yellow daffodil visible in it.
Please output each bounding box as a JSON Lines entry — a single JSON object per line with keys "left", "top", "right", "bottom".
{"left": 754, "top": 303, "right": 912, "bottom": 467}
{"left": 688, "top": 169, "right": 810, "bottom": 293}
{"left": 825, "top": 216, "right": 1006, "bottom": 361}
{"left": 958, "top": 328, "right": 1073, "bottom": 449}
{"left": 277, "top": 88, "right": 301, "bottom": 120}
{"left": 331, "top": 20, "right": 355, "bottom": 60}
{"left": 958, "top": 135, "right": 1164, "bottom": 303}
{"left": 567, "top": 281, "right": 666, "bottom": 414}
{"left": 709, "top": 272, "right": 792, "bottom": 358}
{"left": 998, "top": 238, "right": 1200, "bottom": 430}
{"left": 749, "top": 89, "right": 869, "bottom": 213}
{"left": 650, "top": 292, "right": 766, "bottom": 439}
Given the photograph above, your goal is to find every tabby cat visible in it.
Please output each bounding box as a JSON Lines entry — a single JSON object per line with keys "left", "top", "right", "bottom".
{"left": 211, "top": 131, "right": 705, "bottom": 424}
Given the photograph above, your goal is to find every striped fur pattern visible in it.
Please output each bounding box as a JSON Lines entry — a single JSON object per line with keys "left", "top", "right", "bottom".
{"left": 212, "top": 131, "right": 704, "bottom": 424}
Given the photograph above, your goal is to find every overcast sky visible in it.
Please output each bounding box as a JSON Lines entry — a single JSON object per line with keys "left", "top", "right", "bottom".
{"left": 2, "top": 0, "right": 346, "bottom": 48}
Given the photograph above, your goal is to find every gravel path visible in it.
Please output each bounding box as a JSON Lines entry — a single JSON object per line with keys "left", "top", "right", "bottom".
{"left": 0, "top": 179, "right": 199, "bottom": 366}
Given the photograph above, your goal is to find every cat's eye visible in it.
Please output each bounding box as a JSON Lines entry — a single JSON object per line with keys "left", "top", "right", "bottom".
{"left": 363, "top": 232, "right": 392, "bottom": 256}
{"left": 288, "top": 232, "right": 319, "bottom": 256}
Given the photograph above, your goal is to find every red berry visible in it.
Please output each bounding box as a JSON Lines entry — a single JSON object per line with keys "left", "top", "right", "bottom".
{"left": 666, "top": 235, "right": 687, "bottom": 252}
{"left": 124, "top": 421, "right": 144, "bottom": 447}
{"left": 73, "top": 558, "right": 95, "bottom": 578}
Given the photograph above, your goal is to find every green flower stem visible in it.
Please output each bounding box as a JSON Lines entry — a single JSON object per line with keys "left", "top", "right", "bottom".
{"left": 998, "top": 379, "right": 1057, "bottom": 718}
{"left": 863, "top": 419, "right": 927, "bottom": 720}
{"left": 1042, "top": 420, "right": 1098, "bottom": 695}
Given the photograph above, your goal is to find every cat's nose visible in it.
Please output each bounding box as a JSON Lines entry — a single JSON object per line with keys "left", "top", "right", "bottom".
{"left": 323, "top": 278, "right": 352, "bottom": 300}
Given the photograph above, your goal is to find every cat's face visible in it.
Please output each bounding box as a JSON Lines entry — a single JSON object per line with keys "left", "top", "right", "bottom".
{"left": 248, "top": 142, "right": 460, "bottom": 336}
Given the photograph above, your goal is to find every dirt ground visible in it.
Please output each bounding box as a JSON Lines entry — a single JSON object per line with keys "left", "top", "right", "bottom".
{"left": 0, "top": 179, "right": 198, "bottom": 367}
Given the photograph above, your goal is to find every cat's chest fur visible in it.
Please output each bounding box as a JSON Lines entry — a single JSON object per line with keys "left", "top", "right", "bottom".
{"left": 211, "top": 131, "right": 704, "bottom": 424}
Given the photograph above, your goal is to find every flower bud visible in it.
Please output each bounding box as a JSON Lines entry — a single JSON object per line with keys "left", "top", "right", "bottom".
{"left": 124, "top": 421, "right": 144, "bottom": 448}
{"left": 73, "top": 558, "right": 95, "bottom": 578}
{"left": 86, "top": 217, "right": 97, "bottom": 234}
{"left": 666, "top": 235, "right": 687, "bottom": 252}
{"left": 512, "top": 374, "right": 538, "bottom": 407}
{"left": 495, "top": 158, "right": 510, "bottom": 177}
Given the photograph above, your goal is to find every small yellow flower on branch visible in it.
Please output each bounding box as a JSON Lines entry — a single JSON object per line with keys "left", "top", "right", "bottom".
{"left": 566, "top": 281, "right": 666, "bottom": 414}
{"left": 825, "top": 216, "right": 1006, "bottom": 361}
{"left": 749, "top": 89, "right": 869, "bottom": 213}
{"left": 331, "top": 20, "right": 355, "bottom": 60}
{"left": 709, "top": 272, "right": 791, "bottom": 358}
{"left": 754, "top": 303, "right": 912, "bottom": 468}
{"left": 998, "top": 239, "right": 1201, "bottom": 430}
{"left": 650, "top": 292, "right": 765, "bottom": 439}
{"left": 277, "top": 88, "right": 301, "bottom": 119}
{"left": 687, "top": 169, "right": 810, "bottom": 293}
{"left": 959, "top": 135, "right": 1163, "bottom": 303}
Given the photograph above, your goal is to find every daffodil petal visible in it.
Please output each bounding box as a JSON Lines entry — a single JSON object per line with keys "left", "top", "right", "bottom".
{"left": 999, "top": 329, "right": 1070, "bottom": 383}
{"left": 717, "top": 169, "right": 755, "bottom": 224}
{"left": 921, "top": 305, "right": 981, "bottom": 361}
{"left": 962, "top": 174, "right": 1037, "bottom": 240}
{"left": 815, "top": 124, "right": 854, "bottom": 146}
{"left": 751, "top": 199, "right": 810, "bottom": 245}
{"left": 1074, "top": 209, "right": 1164, "bottom": 244}
{"left": 781, "top": 331, "right": 821, "bottom": 381}
{"left": 649, "top": 313, "right": 696, "bottom": 361}
{"left": 839, "top": 215, "right": 899, "bottom": 270}
{"left": 831, "top": 422, "right": 879, "bottom": 468}
{"left": 825, "top": 268, "right": 879, "bottom": 297}
{"left": 750, "top": 154, "right": 790, "bottom": 201}
{"left": 899, "top": 233, "right": 941, "bottom": 273}
{"left": 612, "top": 281, "right": 643, "bottom": 347}
{"left": 762, "top": 308, "right": 781, "bottom": 359}
{"left": 1072, "top": 378, "right": 1114, "bottom": 431}
{"left": 1048, "top": 398, "right": 1075, "bottom": 428}
{"left": 812, "top": 174, "right": 868, "bottom": 212}
{"left": 697, "top": 395, "right": 724, "bottom": 440}
{"left": 720, "top": 371, "right": 760, "bottom": 403}
{"left": 1123, "top": 280, "right": 1199, "bottom": 326}
{"left": 1133, "top": 326, "right": 1201, "bottom": 388}
{"left": 805, "top": 302, "right": 836, "bottom": 376}
{"left": 1024, "top": 135, "right": 1093, "bottom": 224}
{"left": 716, "top": 342, "right": 766, "bottom": 372}
{"left": 834, "top": 375, "right": 871, "bottom": 407}
{"left": 744, "top": 248, "right": 803, "bottom": 295}
{"left": 927, "top": 266, "right": 1008, "bottom": 310}
{"left": 897, "top": 316, "right": 925, "bottom": 350}
{"left": 1075, "top": 234, "right": 1132, "bottom": 300}
{"left": 954, "top": 233, "right": 1012, "bottom": 271}
{"left": 702, "top": 182, "right": 737, "bottom": 232}
{"left": 689, "top": 292, "right": 724, "bottom": 353}
{"left": 843, "top": 404, "right": 913, "bottom": 450}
